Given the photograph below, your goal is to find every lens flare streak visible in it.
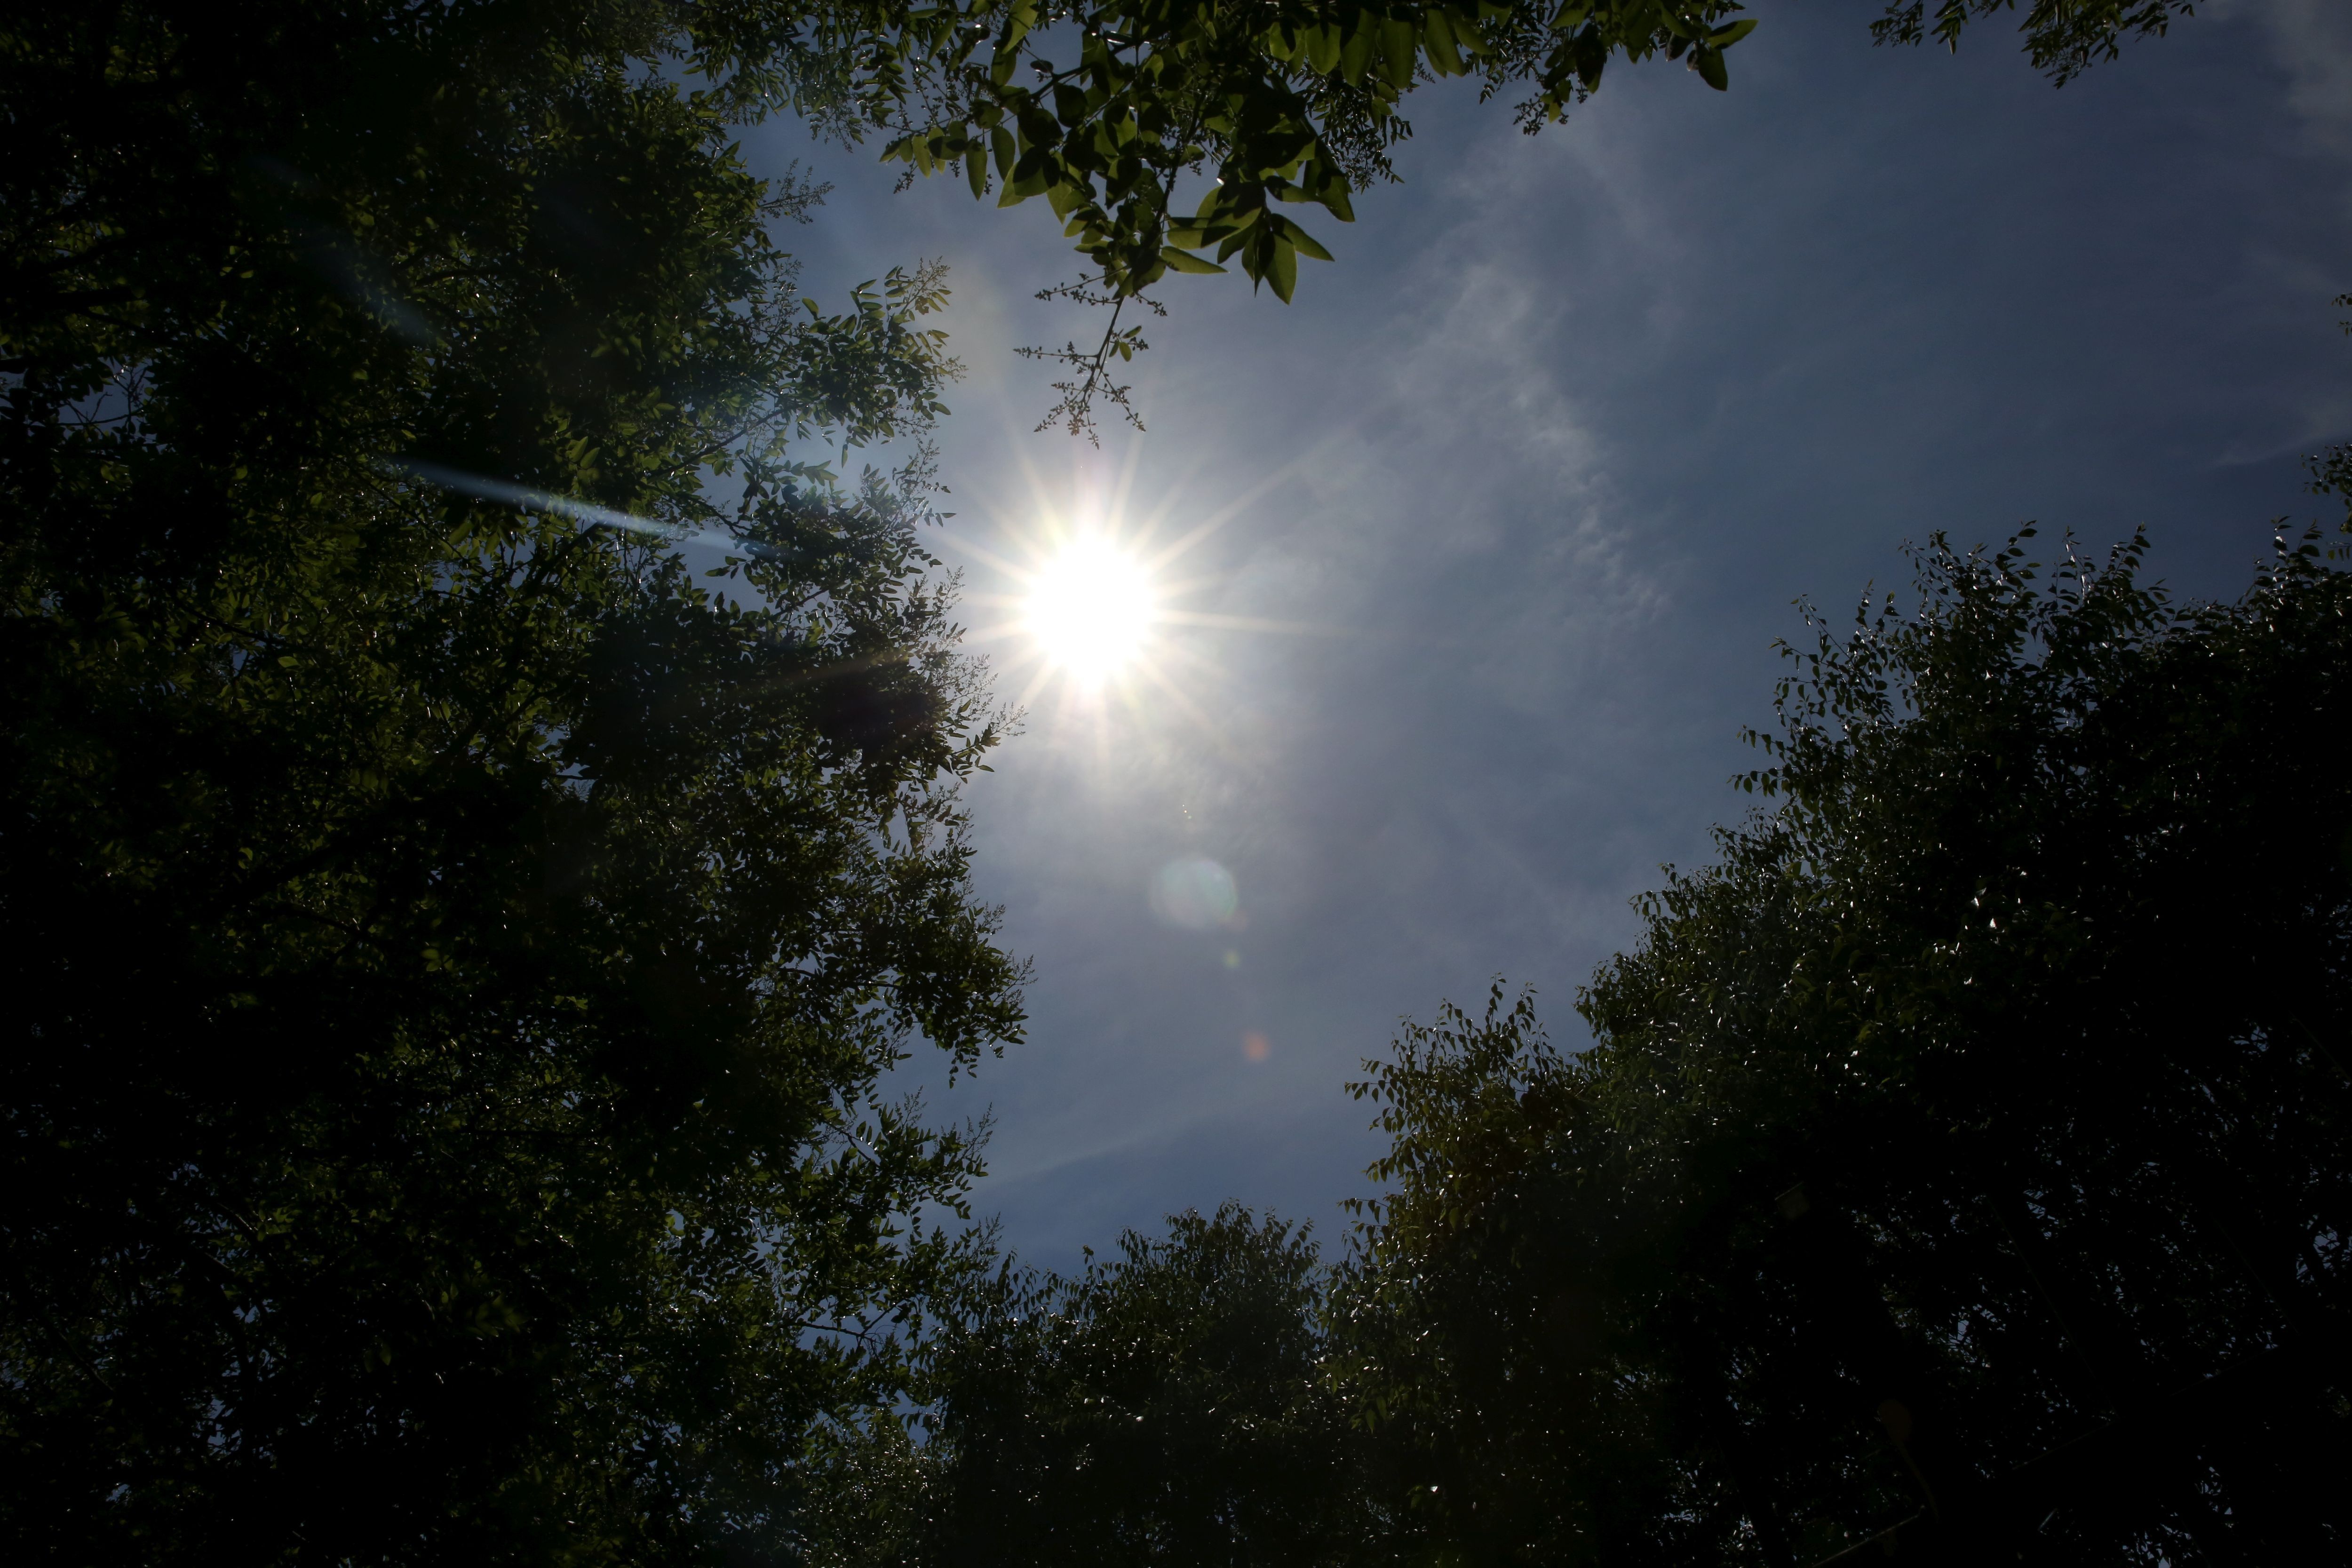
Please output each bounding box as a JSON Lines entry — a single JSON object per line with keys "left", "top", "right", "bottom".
{"left": 389, "top": 458, "right": 773, "bottom": 559}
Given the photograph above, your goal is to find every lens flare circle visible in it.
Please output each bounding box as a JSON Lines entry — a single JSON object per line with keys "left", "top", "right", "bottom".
{"left": 1024, "top": 537, "right": 1154, "bottom": 682}
{"left": 1151, "top": 857, "right": 1238, "bottom": 930}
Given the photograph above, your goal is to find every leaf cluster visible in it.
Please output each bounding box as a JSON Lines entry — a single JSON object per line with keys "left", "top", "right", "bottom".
{"left": 1335, "top": 526, "right": 2352, "bottom": 1563}
{"left": 1870, "top": 1, "right": 2196, "bottom": 85}
{"left": 1, "top": 4, "right": 1023, "bottom": 1561}
{"left": 838, "top": 0, "right": 2215, "bottom": 430}
{"left": 808, "top": 1204, "right": 1381, "bottom": 1568}
{"left": 865, "top": 0, "right": 1758, "bottom": 306}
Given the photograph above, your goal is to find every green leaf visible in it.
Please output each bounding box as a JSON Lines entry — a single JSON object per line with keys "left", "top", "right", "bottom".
{"left": 1159, "top": 246, "right": 1226, "bottom": 275}
{"left": 1001, "top": 149, "right": 1054, "bottom": 205}
{"left": 1379, "top": 17, "right": 1420, "bottom": 88}
{"left": 1265, "top": 238, "right": 1298, "bottom": 302}
{"left": 1284, "top": 222, "right": 1334, "bottom": 263}
{"left": 1423, "top": 10, "right": 1467, "bottom": 75}
{"left": 1305, "top": 24, "right": 1342, "bottom": 75}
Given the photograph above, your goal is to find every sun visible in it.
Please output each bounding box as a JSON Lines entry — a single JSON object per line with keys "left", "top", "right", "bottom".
{"left": 1022, "top": 537, "right": 1156, "bottom": 683}
{"left": 932, "top": 454, "right": 1319, "bottom": 732}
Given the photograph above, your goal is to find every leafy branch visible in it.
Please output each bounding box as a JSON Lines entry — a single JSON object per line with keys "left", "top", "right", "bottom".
{"left": 1015, "top": 273, "right": 1166, "bottom": 439}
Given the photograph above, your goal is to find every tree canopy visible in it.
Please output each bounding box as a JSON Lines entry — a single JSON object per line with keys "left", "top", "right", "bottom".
{"left": 1338, "top": 518, "right": 2352, "bottom": 1563}
{"left": 910, "top": 1204, "right": 1370, "bottom": 1568}
{"left": 3, "top": 5, "right": 1021, "bottom": 1560}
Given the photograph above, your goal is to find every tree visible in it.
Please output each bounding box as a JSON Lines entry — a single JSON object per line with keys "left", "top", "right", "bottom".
{"left": 2, "top": 5, "right": 1023, "bottom": 1561}
{"left": 876, "top": 1204, "right": 1375, "bottom": 1568}
{"left": 1340, "top": 523, "right": 2352, "bottom": 1564}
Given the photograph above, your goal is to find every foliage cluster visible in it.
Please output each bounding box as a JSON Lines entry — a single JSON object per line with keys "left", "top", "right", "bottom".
{"left": 1869, "top": 1, "right": 2194, "bottom": 80}
{"left": 838, "top": 0, "right": 2199, "bottom": 426}
{"left": 908, "top": 1205, "right": 1373, "bottom": 1568}
{"left": 2, "top": 4, "right": 1021, "bottom": 1560}
{"left": 1338, "top": 519, "right": 2352, "bottom": 1563}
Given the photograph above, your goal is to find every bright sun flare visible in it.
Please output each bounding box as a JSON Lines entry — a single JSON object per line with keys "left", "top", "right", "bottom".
{"left": 1024, "top": 538, "right": 1155, "bottom": 682}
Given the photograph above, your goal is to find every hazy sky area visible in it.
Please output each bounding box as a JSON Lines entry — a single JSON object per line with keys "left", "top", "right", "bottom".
{"left": 731, "top": 1, "right": 2352, "bottom": 1274}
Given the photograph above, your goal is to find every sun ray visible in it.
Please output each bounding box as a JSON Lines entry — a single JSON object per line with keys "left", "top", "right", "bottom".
{"left": 1154, "top": 609, "right": 1345, "bottom": 636}
{"left": 1134, "top": 657, "right": 1243, "bottom": 762}
{"left": 1140, "top": 433, "right": 1347, "bottom": 573}
{"left": 1014, "top": 658, "right": 1061, "bottom": 711}
{"left": 1145, "top": 572, "right": 1236, "bottom": 599}
{"left": 962, "top": 617, "right": 1044, "bottom": 646}
{"left": 1147, "top": 634, "right": 1227, "bottom": 680}
{"left": 1108, "top": 434, "right": 1149, "bottom": 542}
{"left": 924, "top": 531, "right": 1036, "bottom": 583}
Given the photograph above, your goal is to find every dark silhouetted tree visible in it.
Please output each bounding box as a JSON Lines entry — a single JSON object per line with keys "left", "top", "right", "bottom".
{"left": 824, "top": 1204, "right": 1376, "bottom": 1568}
{"left": 1341, "top": 523, "right": 2352, "bottom": 1564}
{"left": 2, "top": 6, "right": 1021, "bottom": 1562}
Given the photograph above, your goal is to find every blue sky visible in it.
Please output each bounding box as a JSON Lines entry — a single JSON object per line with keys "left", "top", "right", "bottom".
{"left": 741, "top": 1, "right": 2352, "bottom": 1273}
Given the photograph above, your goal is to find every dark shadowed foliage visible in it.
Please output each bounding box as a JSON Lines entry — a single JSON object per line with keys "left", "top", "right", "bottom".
{"left": 1, "top": 5, "right": 1023, "bottom": 1562}
{"left": 807, "top": 1204, "right": 1376, "bottom": 1568}
{"left": 1339, "top": 514, "right": 2352, "bottom": 1564}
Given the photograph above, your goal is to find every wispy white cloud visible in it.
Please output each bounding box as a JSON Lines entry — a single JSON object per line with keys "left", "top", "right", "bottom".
{"left": 2237, "top": 0, "right": 2352, "bottom": 157}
